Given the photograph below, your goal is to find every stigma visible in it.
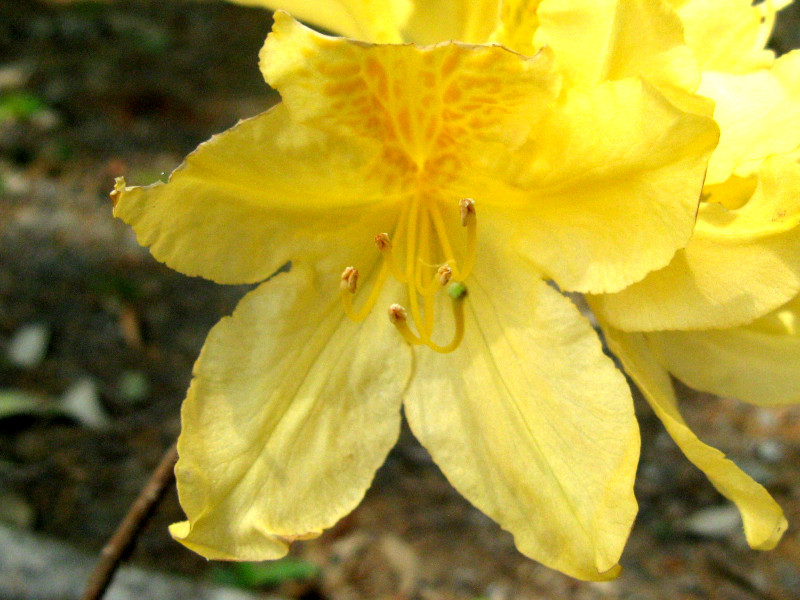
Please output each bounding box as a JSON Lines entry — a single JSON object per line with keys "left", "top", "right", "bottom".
{"left": 340, "top": 197, "right": 477, "bottom": 353}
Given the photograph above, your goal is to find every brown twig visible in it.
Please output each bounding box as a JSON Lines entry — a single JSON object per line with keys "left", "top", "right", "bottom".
{"left": 81, "top": 441, "right": 179, "bottom": 600}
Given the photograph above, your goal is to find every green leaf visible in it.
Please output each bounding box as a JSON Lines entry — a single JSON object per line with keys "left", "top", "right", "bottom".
{"left": 0, "top": 390, "right": 49, "bottom": 419}
{"left": 0, "top": 92, "right": 48, "bottom": 122}
{"left": 212, "top": 559, "right": 319, "bottom": 589}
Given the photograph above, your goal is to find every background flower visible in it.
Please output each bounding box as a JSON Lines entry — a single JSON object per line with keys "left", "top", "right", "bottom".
{"left": 591, "top": 0, "right": 800, "bottom": 552}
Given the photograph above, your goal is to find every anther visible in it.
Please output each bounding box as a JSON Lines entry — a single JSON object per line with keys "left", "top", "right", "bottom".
{"left": 459, "top": 198, "right": 476, "bottom": 227}
{"left": 340, "top": 266, "right": 358, "bottom": 293}
{"left": 456, "top": 198, "right": 477, "bottom": 280}
{"left": 388, "top": 303, "right": 407, "bottom": 324}
{"left": 375, "top": 232, "right": 407, "bottom": 282}
{"left": 438, "top": 265, "right": 452, "bottom": 286}
{"left": 388, "top": 303, "right": 425, "bottom": 346}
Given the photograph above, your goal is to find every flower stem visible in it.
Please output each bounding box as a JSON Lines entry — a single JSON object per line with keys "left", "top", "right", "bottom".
{"left": 80, "top": 441, "right": 179, "bottom": 600}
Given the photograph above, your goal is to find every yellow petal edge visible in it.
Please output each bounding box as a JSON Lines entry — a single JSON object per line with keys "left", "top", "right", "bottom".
{"left": 601, "top": 323, "right": 788, "bottom": 550}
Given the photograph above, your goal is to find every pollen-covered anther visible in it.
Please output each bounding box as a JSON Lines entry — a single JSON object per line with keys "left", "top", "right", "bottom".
{"left": 387, "top": 303, "right": 407, "bottom": 324}
{"left": 459, "top": 198, "right": 476, "bottom": 227}
{"left": 388, "top": 303, "right": 426, "bottom": 346}
{"left": 374, "top": 231, "right": 407, "bottom": 282}
{"left": 438, "top": 265, "right": 453, "bottom": 286}
{"left": 374, "top": 232, "right": 391, "bottom": 251}
{"left": 450, "top": 197, "right": 477, "bottom": 282}
{"left": 340, "top": 266, "right": 358, "bottom": 293}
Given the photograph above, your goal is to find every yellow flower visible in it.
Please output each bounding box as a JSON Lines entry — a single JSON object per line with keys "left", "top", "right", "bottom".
{"left": 591, "top": 0, "right": 799, "bottom": 551}
{"left": 667, "top": 0, "right": 793, "bottom": 74}
{"left": 647, "top": 291, "right": 800, "bottom": 406}
{"left": 112, "top": 7, "right": 717, "bottom": 580}
{"left": 223, "top": 0, "right": 502, "bottom": 44}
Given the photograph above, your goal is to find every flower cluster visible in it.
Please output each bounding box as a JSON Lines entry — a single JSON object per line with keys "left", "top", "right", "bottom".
{"left": 112, "top": 0, "right": 800, "bottom": 581}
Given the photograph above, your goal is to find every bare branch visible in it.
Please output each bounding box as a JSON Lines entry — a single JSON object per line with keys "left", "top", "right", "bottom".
{"left": 81, "top": 442, "right": 179, "bottom": 600}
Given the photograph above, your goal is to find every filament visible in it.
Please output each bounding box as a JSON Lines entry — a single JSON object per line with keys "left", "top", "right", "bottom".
{"left": 340, "top": 195, "right": 476, "bottom": 353}
{"left": 340, "top": 262, "right": 390, "bottom": 322}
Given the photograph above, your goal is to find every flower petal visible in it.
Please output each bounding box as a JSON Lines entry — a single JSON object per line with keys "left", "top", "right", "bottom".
{"left": 113, "top": 104, "right": 395, "bottom": 284}
{"left": 647, "top": 295, "right": 800, "bottom": 405}
{"left": 701, "top": 51, "right": 800, "bottom": 185}
{"left": 494, "top": 78, "right": 718, "bottom": 294}
{"left": 601, "top": 324, "right": 788, "bottom": 550}
{"left": 592, "top": 156, "right": 800, "bottom": 330}
{"left": 403, "top": 0, "right": 501, "bottom": 45}
{"left": 224, "top": 0, "right": 502, "bottom": 45}
{"left": 223, "top": 0, "right": 411, "bottom": 42}
{"left": 489, "top": 0, "right": 542, "bottom": 56}
{"left": 403, "top": 245, "right": 639, "bottom": 580}
{"left": 260, "top": 12, "right": 561, "bottom": 163}
{"left": 667, "top": 0, "right": 788, "bottom": 74}
{"left": 170, "top": 265, "right": 411, "bottom": 559}
{"left": 534, "top": 0, "right": 699, "bottom": 91}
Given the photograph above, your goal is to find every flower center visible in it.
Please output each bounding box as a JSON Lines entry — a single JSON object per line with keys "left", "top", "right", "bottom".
{"left": 340, "top": 197, "right": 476, "bottom": 353}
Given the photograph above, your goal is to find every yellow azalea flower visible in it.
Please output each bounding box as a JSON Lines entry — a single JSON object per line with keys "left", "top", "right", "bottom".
{"left": 530, "top": 0, "right": 700, "bottom": 93}
{"left": 228, "top": 0, "right": 702, "bottom": 91}
{"left": 112, "top": 9, "right": 718, "bottom": 580}
{"left": 649, "top": 293, "right": 800, "bottom": 406}
{"left": 593, "top": 152, "right": 800, "bottom": 332}
{"left": 591, "top": 2, "right": 800, "bottom": 552}
{"left": 667, "top": 0, "right": 792, "bottom": 74}
{"left": 603, "top": 153, "right": 800, "bottom": 408}
{"left": 224, "top": 0, "right": 501, "bottom": 44}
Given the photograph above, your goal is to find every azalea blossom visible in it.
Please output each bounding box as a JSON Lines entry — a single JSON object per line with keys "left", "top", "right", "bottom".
{"left": 591, "top": 0, "right": 799, "bottom": 551}
{"left": 112, "top": 4, "right": 718, "bottom": 580}
{"left": 224, "top": 0, "right": 503, "bottom": 45}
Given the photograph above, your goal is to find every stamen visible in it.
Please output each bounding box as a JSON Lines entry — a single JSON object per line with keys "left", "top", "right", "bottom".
{"left": 459, "top": 198, "right": 476, "bottom": 227}
{"left": 341, "top": 266, "right": 358, "bottom": 293}
{"left": 418, "top": 262, "right": 451, "bottom": 299}
{"left": 374, "top": 233, "right": 391, "bottom": 251}
{"left": 341, "top": 264, "right": 389, "bottom": 322}
{"left": 387, "top": 303, "right": 407, "bottom": 324}
{"left": 438, "top": 265, "right": 452, "bottom": 286}
{"left": 458, "top": 198, "right": 477, "bottom": 280}
{"left": 375, "top": 233, "right": 407, "bottom": 281}
{"left": 428, "top": 198, "right": 477, "bottom": 282}
{"left": 388, "top": 303, "right": 424, "bottom": 345}
{"left": 342, "top": 196, "right": 475, "bottom": 353}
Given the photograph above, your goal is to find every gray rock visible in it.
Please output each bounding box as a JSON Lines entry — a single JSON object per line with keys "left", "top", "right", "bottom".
{"left": 755, "top": 440, "right": 785, "bottom": 463}
{"left": 679, "top": 505, "right": 742, "bottom": 539}
{"left": 0, "top": 524, "right": 284, "bottom": 600}
{"left": 59, "top": 378, "right": 110, "bottom": 430}
{"left": 6, "top": 323, "right": 50, "bottom": 369}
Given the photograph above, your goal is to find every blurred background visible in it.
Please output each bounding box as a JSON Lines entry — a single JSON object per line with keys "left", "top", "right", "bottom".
{"left": 0, "top": 1, "right": 799, "bottom": 599}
